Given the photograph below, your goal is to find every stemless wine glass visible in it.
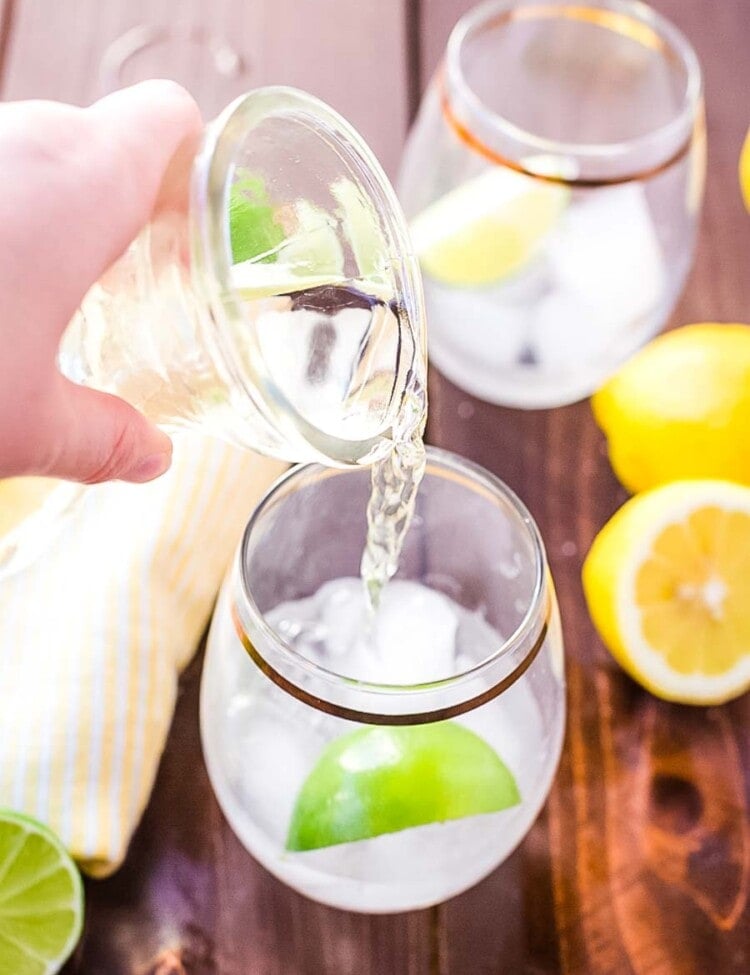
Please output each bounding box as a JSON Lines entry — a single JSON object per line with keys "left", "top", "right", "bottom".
{"left": 399, "top": 0, "right": 705, "bottom": 408}
{"left": 201, "top": 448, "right": 565, "bottom": 912}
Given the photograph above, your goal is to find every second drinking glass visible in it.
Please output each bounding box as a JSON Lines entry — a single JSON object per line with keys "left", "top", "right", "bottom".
{"left": 399, "top": 0, "right": 705, "bottom": 408}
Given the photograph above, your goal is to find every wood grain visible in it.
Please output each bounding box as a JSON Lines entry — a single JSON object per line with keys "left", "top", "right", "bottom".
{"left": 1, "top": 0, "right": 749, "bottom": 971}
{"left": 0, "top": 0, "right": 410, "bottom": 175}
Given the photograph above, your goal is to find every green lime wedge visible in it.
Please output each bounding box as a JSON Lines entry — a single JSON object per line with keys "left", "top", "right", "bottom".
{"left": 0, "top": 809, "right": 84, "bottom": 975}
{"left": 229, "top": 174, "right": 285, "bottom": 264}
{"left": 286, "top": 722, "right": 520, "bottom": 852}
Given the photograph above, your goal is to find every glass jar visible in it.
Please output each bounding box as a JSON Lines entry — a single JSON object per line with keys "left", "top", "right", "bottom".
{"left": 201, "top": 448, "right": 565, "bottom": 912}
{"left": 398, "top": 0, "right": 704, "bottom": 408}
{"left": 60, "top": 87, "right": 426, "bottom": 468}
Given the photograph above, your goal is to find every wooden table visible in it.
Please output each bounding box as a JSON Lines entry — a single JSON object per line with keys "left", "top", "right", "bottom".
{"left": 2, "top": 0, "right": 749, "bottom": 970}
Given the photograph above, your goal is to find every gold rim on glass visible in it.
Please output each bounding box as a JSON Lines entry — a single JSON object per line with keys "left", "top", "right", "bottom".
{"left": 442, "top": 0, "right": 704, "bottom": 186}
{"left": 232, "top": 447, "right": 552, "bottom": 724}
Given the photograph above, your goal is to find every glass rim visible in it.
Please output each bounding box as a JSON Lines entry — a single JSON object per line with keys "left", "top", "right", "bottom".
{"left": 444, "top": 0, "right": 703, "bottom": 174}
{"left": 191, "top": 85, "right": 425, "bottom": 468}
{"left": 233, "top": 447, "right": 550, "bottom": 719}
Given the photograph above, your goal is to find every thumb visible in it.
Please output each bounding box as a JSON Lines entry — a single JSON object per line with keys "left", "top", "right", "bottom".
{"left": 40, "top": 378, "right": 173, "bottom": 484}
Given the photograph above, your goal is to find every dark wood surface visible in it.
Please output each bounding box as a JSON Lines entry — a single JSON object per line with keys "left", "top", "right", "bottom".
{"left": 2, "top": 0, "right": 749, "bottom": 971}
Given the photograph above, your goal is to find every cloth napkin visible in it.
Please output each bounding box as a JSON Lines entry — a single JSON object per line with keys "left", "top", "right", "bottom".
{"left": 0, "top": 434, "right": 286, "bottom": 877}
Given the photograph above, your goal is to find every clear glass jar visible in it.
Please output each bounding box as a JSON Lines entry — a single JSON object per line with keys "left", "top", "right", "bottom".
{"left": 398, "top": 0, "right": 704, "bottom": 408}
{"left": 60, "top": 87, "right": 426, "bottom": 467}
{"left": 201, "top": 448, "right": 565, "bottom": 912}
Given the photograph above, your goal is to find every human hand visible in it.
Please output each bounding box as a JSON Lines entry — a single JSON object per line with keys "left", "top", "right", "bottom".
{"left": 0, "top": 81, "right": 202, "bottom": 483}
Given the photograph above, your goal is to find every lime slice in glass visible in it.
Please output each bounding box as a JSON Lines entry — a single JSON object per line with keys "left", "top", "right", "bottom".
{"left": 0, "top": 809, "right": 84, "bottom": 975}
{"left": 278, "top": 200, "right": 345, "bottom": 276}
{"left": 286, "top": 722, "right": 520, "bottom": 852}
{"left": 410, "top": 167, "right": 568, "bottom": 287}
{"left": 229, "top": 178, "right": 350, "bottom": 298}
{"left": 228, "top": 174, "right": 286, "bottom": 265}
{"left": 331, "top": 176, "right": 386, "bottom": 277}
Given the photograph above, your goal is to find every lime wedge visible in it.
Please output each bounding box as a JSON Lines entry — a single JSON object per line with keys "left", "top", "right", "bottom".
{"left": 0, "top": 809, "right": 84, "bottom": 975}
{"left": 286, "top": 722, "right": 520, "bottom": 852}
{"left": 228, "top": 174, "right": 285, "bottom": 264}
{"left": 410, "top": 167, "right": 568, "bottom": 287}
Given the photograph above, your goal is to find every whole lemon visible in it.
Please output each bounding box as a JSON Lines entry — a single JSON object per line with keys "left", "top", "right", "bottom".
{"left": 740, "top": 127, "right": 750, "bottom": 212}
{"left": 592, "top": 323, "right": 750, "bottom": 493}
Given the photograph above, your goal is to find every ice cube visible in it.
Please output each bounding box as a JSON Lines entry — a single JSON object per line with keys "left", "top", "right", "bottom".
{"left": 316, "top": 577, "right": 369, "bottom": 658}
{"left": 544, "top": 183, "right": 665, "bottom": 350}
{"left": 455, "top": 609, "right": 505, "bottom": 664}
{"left": 228, "top": 711, "right": 320, "bottom": 843}
{"left": 268, "top": 579, "right": 466, "bottom": 684}
{"left": 371, "top": 580, "right": 459, "bottom": 684}
{"left": 424, "top": 278, "right": 529, "bottom": 371}
{"left": 266, "top": 591, "right": 330, "bottom": 665}
{"left": 530, "top": 286, "right": 600, "bottom": 367}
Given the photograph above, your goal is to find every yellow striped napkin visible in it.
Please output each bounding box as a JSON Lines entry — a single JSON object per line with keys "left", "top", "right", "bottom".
{"left": 0, "top": 434, "right": 286, "bottom": 877}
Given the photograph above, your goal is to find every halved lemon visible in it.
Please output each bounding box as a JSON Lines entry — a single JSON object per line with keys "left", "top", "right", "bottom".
{"left": 583, "top": 480, "right": 750, "bottom": 705}
{"left": 409, "top": 167, "right": 568, "bottom": 287}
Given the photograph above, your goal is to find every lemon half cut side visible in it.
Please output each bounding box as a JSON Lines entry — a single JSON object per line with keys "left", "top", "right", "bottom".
{"left": 583, "top": 480, "right": 750, "bottom": 705}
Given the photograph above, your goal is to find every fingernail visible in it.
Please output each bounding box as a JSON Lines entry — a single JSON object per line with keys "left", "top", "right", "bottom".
{"left": 122, "top": 450, "right": 172, "bottom": 483}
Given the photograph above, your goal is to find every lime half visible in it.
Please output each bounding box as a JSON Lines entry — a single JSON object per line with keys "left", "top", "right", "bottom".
{"left": 286, "top": 722, "right": 520, "bottom": 852}
{"left": 410, "top": 167, "right": 568, "bottom": 287}
{"left": 0, "top": 810, "right": 84, "bottom": 975}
